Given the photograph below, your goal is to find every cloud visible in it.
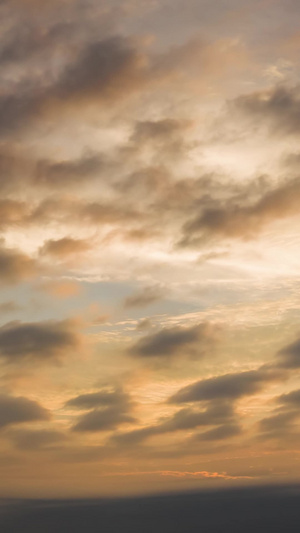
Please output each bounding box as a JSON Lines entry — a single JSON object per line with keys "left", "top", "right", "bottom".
{"left": 180, "top": 177, "right": 300, "bottom": 244}
{"left": 136, "top": 319, "right": 153, "bottom": 331}
{"left": 71, "top": 406, "right": 135, "bottom": 432}
{"left": 194, "top": 423, "right": 242, "bottom": 442}
{"left": 81, "top": 201, "right": 139, "bottom": 225}
{"left": 232, "top": 85, "right": 300, "bottom": 136}
{"left": 131, "top": 119, "right": 192, "bottom": 143}
{"left": 0, "top": 394, "right": 50, "bottom": 429}
{"left": 51, "top": 36, "right": 145, "bottom": 103}
{"left": 258, "top": 386, "right": 300, "bottom": 441}
{"left": 65, "top": 388, "right": 128, "bottom": 410}
{"left": 7, "top": 428, "right": 67, "bottom": 450}
{"left": 0, "top": 319, "right": 81, "bottom": 364}
{"left": 123, "top": 285, "right": 165, "bottom": 309}
{"left": 0, "top": 245, "right": 37, "bottom": 284}
{"left": 169, "top": 368, "right": 276, "bottom": 404}
{"left": 279, "top": 389, "right": 300, "bottom": 406}
{"left": 258, "top": 410, "right": 298, "bottom": 436}
{"left": 0, "top": 26, "right": 247, "bottom": 140}
{"left": 40, "top": 237, "right": 89, "bottom": 258}
{"left": 129, "top": 323, "right": 217, "bottom": 359}
{"left": 129, "top": 118, "right": 194, "bottom": 158}
{"left": 112, "top": 402, "right": 235, "bottom": 446}
{"left": 0, "top": 36, "right": 145, "bottom": 136}
{"left": 0, "top": 199, "right": 29, "bottom": 228}
{"left": 0, "top": 301, "right": 21, "bottom": 314}
{"left": 276, "top": 336, "right": 300, "bottom": 368}
{"left": 67, "top": 388, "right": 136, "bottom": 433}
{"left": 35, "top": 154, "right": 103, "bottom": 188}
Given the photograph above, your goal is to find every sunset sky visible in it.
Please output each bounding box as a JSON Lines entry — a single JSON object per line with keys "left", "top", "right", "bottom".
{"left": 1, "top": 0, "right": 300, "bottom": 498}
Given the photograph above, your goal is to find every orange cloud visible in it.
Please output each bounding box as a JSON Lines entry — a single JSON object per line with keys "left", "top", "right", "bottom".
{"left": 107, "top": 470, "right": 253, "bottom": 480}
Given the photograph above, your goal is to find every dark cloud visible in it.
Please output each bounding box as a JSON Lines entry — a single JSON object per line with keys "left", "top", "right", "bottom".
{"left": 136, "top": 319, "right": 153, "bottom": 331}
{"left": 7, "top": 428, "right": 67, "bottom": 450}
{"left": 276, "top": 336, "right": 300, "bottom": 368}
{"left": 81, "top": 201, "right": 140, "bottom": 225}
{"left": 129, "top": 323, "right": 217, "bottom": 359}
{"left": 52, "top": 36, "right": 144, "bottom": 103}
{"left": 180, "top": 177, "right": 300, "bottom": 244}
{"left": 72, "top": 405, "right": 135, "bottom": 432}
{"left": 111, "top": 424, "right": 159, "bottom": 446}
{"left": 258, "top": 410, "right": 298, "bottom": 436}
{"left": 0, "top": 91, "right": 39, "bottom": 138}
{"left": 35, "top": 154, "right": 103, "bottom": 187}
{"left": 123, "top": 286, "right": 165, "bottom": 309}
{"left": 132, "top": 119, "right": 190, "bottom": 142}
{"left": 129, "top": 118, "right": 193, "bottom": 158}
{"left": 0, "top": 36, "right": 145, "bottom": 136}
{"left": 0, "top": 245, "right": 37, "bottom": 284}
{"left": 0, "top": 20, "right": 70, "bottom": 66}
{"left": 0, "top": 319, "right": 80, "bottom": 364}
{"left": 65, "top": 388, "right": 128, "bottom": 410}
{"left": 0, "top": 393, "right": 49, "bottom": 429}
{"left": 112, "top": 402, "right": 235, "bottom": 446}
{"left": 40, "top": 237, "right": 89, "bottom": 258}
{"left": 68, "top": 388, "right": 136, "bottom": 433}
{"left": 232, "top": 85, "right": 300, "bottom": 136}
{"left": 258, "top": 386, "right": 300, "bottom": 441}
{"left": 279, "top": 388, "right": 300, "bottom": 406}
{"left": 169, "top": 368, "right": 276, "bottom": 404}
{"left": 194, "top": 423, "right": 242, "bottom": 442}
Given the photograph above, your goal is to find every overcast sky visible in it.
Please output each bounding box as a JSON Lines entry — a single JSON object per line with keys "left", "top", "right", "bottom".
{"left": 0, "top": 0, "right": 300, "bottom": 498}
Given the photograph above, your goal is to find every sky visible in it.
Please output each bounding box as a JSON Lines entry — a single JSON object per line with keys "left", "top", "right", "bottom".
{"left": 0, "top": 0, "right": 300, "bottom": 499}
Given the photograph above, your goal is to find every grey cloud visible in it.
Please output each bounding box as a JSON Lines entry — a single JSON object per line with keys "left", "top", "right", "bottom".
{"left": 0, "top": 36, "right": 145, "bottom": 136}
{"left": 40, "top": 237, "right": 89, "bottom": 258}
{"left": 180, "top": 177, "right": 300, "bottom": 244}
{"left": 68, "top": 387, "right": 136, "bottom": 433}
{"left": 112, "top": 401, "right": 235, "bottom": 446}
{"left": 0, "top": 19, "right": 72, "bottom": 66}
{"left": 123, "top": 285, "right": 165, "bottom": 309}
{"left": 0, "top": 393, "right": 49, "bottom": 429}
{"left": 52, "top": 36, "right": 143, "bottom": 102}
{"left": 35, "top": 154, "right": 103, "bottom": 187}
{"left": 0, "top": 91, "right": 39, "bottom": 137}
{"left": 81, "top": 201, "right": 140, "bottom": 225}
{"left": 136, "top": 318, "right": 153, "bottom": 331}
{"left": 169, "top": 368, "right": 275, "bottom": 404}
{"left": 8, "top": 428, "right": 67, "bottom": 450}
{"left": 282, "top": 151, "right": 300, "bottom": 169}
{"left": 258, "top": 386, "right": 300, "bottom": 441}
{"left": 72, "top": 406, "right": 135, "bottom": 432}
{"left": 130, "top": 119, "right": 193, "bottom": 157}
{"left": 65, "top": 388, "right": 128, "bottom": 410}
{"left": 257, "top": 409, "right": 300, "bottom": 441}
{"left": 111, "top": 425, "right": 158, "bottom": 446}
{"left": 129, "top": 323, "right": 216, "bottom": 359}
{"left": 132, "top": 119, "right": 190, "bottom": 141}
{"left": 232, "top": 85, "right": 300, "bottom": 136}
{"left": 279, "top": 389, "right": 300, "bottom": 406}
{"left": 163, "top": 402, "right": 234, "bottom": 432}
{"left": 276, "top": 336, "right": 300, "bottom": 368}
{"left": 0, "top": 319, "right": 80, "bottom": 363}
{"left": 0, "top": 245, "right": 37, "bottom": 284}
{"left": 194, "top": 423, "right": 242, "bottom": 442}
